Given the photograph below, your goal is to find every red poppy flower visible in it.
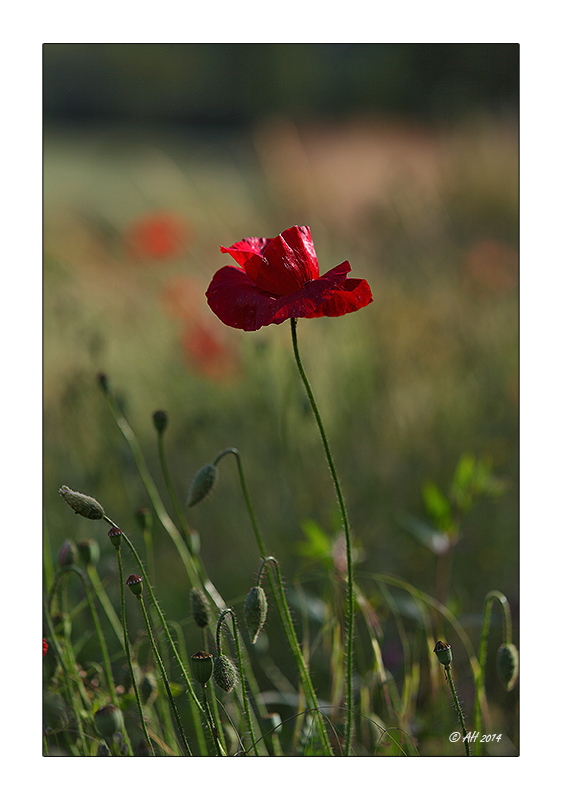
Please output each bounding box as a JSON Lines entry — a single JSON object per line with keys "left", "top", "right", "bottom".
{"left": 206, "top": 225, "right": 372, "bottom": 331}
{"left": 127, "top": 212, "right": 187, "bottom": 260}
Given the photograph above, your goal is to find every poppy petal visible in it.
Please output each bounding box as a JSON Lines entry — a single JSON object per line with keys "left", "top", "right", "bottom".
{"left": 252, "top": 226, "right": 319, "bottom": 294}
{"left": 206, "top": 261, "right": 352, "bottom": 332}
{"left": 307, "top": 278, "right": 373, "bottom": 318}
{"left": 206, "top": 266, "right": 285, "bottom": 331}
{"left": 220, "top": 237, "right": 270, "bottom": 269}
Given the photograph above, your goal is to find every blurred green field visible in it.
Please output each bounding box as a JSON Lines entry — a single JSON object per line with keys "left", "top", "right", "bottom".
{"left": 44, "top": 112, "right": 518, "bottom": 753}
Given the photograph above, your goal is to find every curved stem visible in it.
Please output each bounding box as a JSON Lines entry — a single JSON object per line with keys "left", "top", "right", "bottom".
{"left": 104, "top": 516, "right": 208, "bottom": 737}
{"left": 218, "top": 451, "right": 333, "bottom": 755}
{"left": 290, "top": 317, "right": 354, "bottom": 755}
{"left": 213, "top": 448, "right": 266, "bottom": 556}
{"left": 473, "top": 590, "right": 512, "bottom": 754}
{"left": 216, "top": 608, "right": 259, "bottom": 755}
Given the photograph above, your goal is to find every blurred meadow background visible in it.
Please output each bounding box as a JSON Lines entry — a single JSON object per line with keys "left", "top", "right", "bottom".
{"left": 43, "top": 43, "right": 519, "bottom": 755}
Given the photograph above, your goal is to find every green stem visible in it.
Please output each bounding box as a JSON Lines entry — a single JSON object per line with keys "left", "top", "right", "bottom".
{"left": 115, "top": 548, "right": 155, "bottom": 756}
{"left": 135, "top": 590, "right": 192, "bottom": 756}
{"left": 104, "top": 517, "right": 208, "bottom": 739}
{"left": 473, "top": 590, "right": 511, "bottom": 755}
{"left": 156, "top": 427, "right": 194, "bottom": 551}
{"left": 444, "top": 664, "right": 471, "bottom": 756}
{"left": 290, "top": 317, "right": 354, "bottom": 755}
{"left": 219, "top": 451, "right": 333, "bottom": 755}
{"left": 43, "top": 595, "right": 90, "bottom": 754}
{"left": 85, "top": 564, "right": 125, "bottom": 649}
{"left": 214, "top": 448, "right": 266, "bottom": 557}
{"left": 216, "top": 608, "right": 259, "bottom": 756}
{"left": 101, "top": 388, "right": 200, "bottom": 589}
{"left": 200, "top": 683, "right": 225, "bottom": 756}
{"left": 66, "top": 567, "right": 121, "bottom": 709}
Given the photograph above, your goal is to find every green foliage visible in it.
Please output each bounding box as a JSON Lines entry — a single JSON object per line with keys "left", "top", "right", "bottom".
{"left": 43, "top": 114, "right": 518, "bottom": 756}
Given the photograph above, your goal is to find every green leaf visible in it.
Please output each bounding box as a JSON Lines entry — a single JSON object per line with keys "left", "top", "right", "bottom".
{"left": 422, "top": 481, "right": 452, "bottom": 530}
{"left": 295, "top": 519, "right": 332, "bottom": 562}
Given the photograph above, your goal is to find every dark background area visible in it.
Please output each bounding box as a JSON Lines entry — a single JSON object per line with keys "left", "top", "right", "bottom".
{"left": 44, "top": 43, "right": 519, "bottom": 128}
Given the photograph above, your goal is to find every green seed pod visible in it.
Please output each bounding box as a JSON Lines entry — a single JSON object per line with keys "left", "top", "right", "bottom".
{"left": 77, "top": 538, "right": 100, "bottom": 567}
{"left": 108, "top": 526, "right": 123, "bottom": 549}
{"left": 95, "top": 704, "right": 123, "bottom": 738}
{"left": 59, "top": 486, "right": 105, "bottom": 520}
{"left": 190, "top": 587, "right": 210, "bottom": 628}
{"left": 213, "top": 654, "right": 238, "bottom": 693}
{"left": 244, "top": 585, "right": 268, "bottom": 644}
{"left": 152, "top": 409, "right": 168, "bottom": 434}
{"left": 187, "top": 464, "right": 218, "bottom": 507}
{"left": 433, "top": 640, "right": 453, "bottom": 666}
{"left": 497, "top": 643, "right": 519, "bottom": 691}
{"left": 190, "top": 651, "right": 214, "bottom": 685}
{"left": 126, "top": 574, "right": 143, "bottom": 596}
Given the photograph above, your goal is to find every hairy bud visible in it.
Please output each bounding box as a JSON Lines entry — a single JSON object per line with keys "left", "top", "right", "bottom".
{"left": 59, "top": 486, "right": 105, "bottom": 520}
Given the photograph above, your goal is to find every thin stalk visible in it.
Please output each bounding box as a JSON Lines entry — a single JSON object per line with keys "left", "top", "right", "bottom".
{"left": 290, "top": 317, "right": 354, "bottom": 755}
{"left": 444, "top": 664, "right": 471, "bottom": 757}
{"left": 156, "top": 426, "right": 193, "bottom": 548}
{"left": 115, "top": 548, "right": 155, "bottom": 756}
{"left": 134, "top": 589, "right": 192, "bottom": 756}
{"left": 473, "top": 590, "right": 512, "bottom": 755}
{"left": 168, "top": 620, "right": 209, "bottom": 756}
{"left": 216, "top": 608, "right": 259, "bottom": 755}
{"left": 85, "top": 564, "right": 125, "bottom": 649}
{"left": 104, "top": 517, "right": 208, "bottom": 737}
{"left": 64, "top": 567, "right": 121, "bottom": 710}
{"left": 100, "top": 386, "right": 200, "bottom": 588}
{"left": 43, "top": 595, "right": 90, "bottom": 754}
{"left": 200, "top": 683, "right": 225, "bottom": 756}
{"left": 218, "top": 451, "right": 333, "bottom": 755}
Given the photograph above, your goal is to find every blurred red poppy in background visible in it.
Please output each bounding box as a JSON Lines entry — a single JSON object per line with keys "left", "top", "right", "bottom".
{"left": 161, "top": 275, "right": 239, "bottom": 380}
{"left": 127, "top": 212, "right": 188, "bottom": 260}
{"left": 206, "top": 225, "right": 372, "bottom": 331}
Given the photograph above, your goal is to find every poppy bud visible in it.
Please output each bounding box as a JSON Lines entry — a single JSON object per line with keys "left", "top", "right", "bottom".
{"left": 126, "top": 574, "right": 143, "bottom": 596}
{"left": 244, "top": 586, "right": 268, "bottom": 644}
{"left": 58, "top": 539, "right": 77, "bottom": 567}
{"left": 190, "top": 651, "right": 214, "bottom": 685}
{"left": 95, "top": 704, "right": 123, "bottom": 738}
{"left": 187, "top": 463, "right": 218, "bottom": 507}
{"left": 108, "top": 526, "right": 123, "bottom": 549}
{"left": 77, "top": 538, "right": 100, "bottom": 567}
{"left": 433, "top": 640, "right": 453, "bottom": 666}
{"left": 213, "top": 654, "right": 238, "bottom": 693}
{"left": 59, "top": 486, "right": 105, "bottom": 520}
{"left": 152, "top": 409, "right": 168, "bottom": 434}
{"left": 497, "top": 643, "right": 519, "bottom": 691}
{"left": 189, "top": 587, "right": 210, "bottom": 628}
